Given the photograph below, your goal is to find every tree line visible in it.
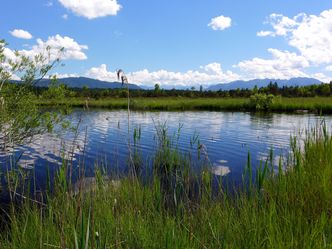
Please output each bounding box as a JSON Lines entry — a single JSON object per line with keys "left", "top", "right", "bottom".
{"left": 28, "top": 81, "right": 332, "bottom": 99}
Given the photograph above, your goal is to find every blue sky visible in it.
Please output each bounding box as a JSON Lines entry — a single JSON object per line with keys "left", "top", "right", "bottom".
{"left": 1, "top": 0, "right": 332, "bottom": 87}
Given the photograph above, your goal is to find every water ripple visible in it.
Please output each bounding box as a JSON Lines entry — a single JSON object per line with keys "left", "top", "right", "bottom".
{"left": 1, "top": 110, "right": 331, "bottom": 183}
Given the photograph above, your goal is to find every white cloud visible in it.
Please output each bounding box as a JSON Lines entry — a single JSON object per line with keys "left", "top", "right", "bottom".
{"left": 208, "top": 15, "right": 232, "bottom": 31}
{"left": 326, "top": 65, "right": 332, "bottom": 71}
{"left": 52, "top": 73, "right": 79, "bottom": 78}
{"left": 1, "top": 36, "right": 86, "bottom": 80}
{"left": 258, "top": 13, "right": 299, "bottom": 37}
{"left": 200, "top": 62, "right": 223, "bottom": 74}
{"left": 9, "top": 29, "right": 33, "bottom": 40}
{"left": 3, "top": 47, "right": 17, "bottom": 61}
{"left": 10, "top": 74, "right": 21, "bottom": 80}
{"left": 86, "top": 64, "right": 116, "bottom": 81}
{"left": 0, "top": 35, "right": 87, "bottom": 79}
{"left": 1, "top": 47, "right": 19, "bottom": 73}
{"left": 20, "top": 34, "right": 88, "bottom": 61}
{"left": 235, "top": 49, "right": 309, "bottom": 79}
{"left": 86, "top": 63, "right": 240, "bottom": 86}
{"left": 256, "top": 30, "right": 274, "bottom": 37}
{"left": 0, "top": 45, "right": 21, "bottom": 80}
{"left": 58, "top": 0, "right": 122, "bottom": 19}
{"left": 258, "top": 10, "right": 332, "bottom": 65}
{"left": 311, "top": 73, "right": 329, "bottom": 83}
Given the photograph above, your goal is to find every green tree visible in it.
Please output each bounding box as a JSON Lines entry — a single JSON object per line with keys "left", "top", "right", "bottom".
{"left": 253, "top": 85, "right": 258, "bottom": 94}
{"left": 154, "top": 83, "right": 160, "bottom": 92}
{"left": 42, "top": 76, "right": 71, "bottom": 100}
{"left": 82, "top": 85, "right": 89, "bottom": 97}
{"left": 0, "top": 40, "right": 63, "bottom": 152}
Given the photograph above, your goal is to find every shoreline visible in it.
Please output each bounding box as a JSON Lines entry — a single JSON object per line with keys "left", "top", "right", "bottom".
{"left": 36, "top": 96, "right": 332, "bottom": 113}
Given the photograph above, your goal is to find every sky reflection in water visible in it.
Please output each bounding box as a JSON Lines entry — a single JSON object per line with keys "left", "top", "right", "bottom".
{"left": 1, "top": 110, "right": 331, "bottom": 186}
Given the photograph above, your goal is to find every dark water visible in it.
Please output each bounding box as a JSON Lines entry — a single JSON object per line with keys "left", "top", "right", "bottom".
{"left": 1, "top": 110, "right": 332, "bottom": 190}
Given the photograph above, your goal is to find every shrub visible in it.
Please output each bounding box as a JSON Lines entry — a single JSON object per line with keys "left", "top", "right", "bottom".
{"left": 249, "top": 93, "right": 275, "bottom": 111}
{"left": 0, "top": 40, "right": 64, "bottom": 152}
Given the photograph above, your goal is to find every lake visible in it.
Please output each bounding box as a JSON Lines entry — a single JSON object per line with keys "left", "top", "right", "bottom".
{"left": 1, "top": 109, "right": 331, "bottom": 191}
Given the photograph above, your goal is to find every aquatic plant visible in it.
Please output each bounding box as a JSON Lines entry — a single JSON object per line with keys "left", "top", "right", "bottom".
{"left": 117, "top": 69, "right": 137, "bottom": 176}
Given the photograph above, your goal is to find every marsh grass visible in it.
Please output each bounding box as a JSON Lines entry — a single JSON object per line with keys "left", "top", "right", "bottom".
{"left": 37, "top": 96, "right": 332, "bottom": 113}
{"left": 1, "top": 124, "right": 332, "bottom": 248}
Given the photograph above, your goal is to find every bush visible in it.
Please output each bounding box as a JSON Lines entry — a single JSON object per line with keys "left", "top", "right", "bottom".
{"left": 249, "top": 93, "right": 274, "bottom": 111}
{"left": 0, "top": 40, "right": 64, "bottom": 151}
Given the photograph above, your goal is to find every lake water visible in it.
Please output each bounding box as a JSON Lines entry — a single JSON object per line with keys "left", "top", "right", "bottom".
{"left": 1, "top": 109, "right": 332, "bottom": 190}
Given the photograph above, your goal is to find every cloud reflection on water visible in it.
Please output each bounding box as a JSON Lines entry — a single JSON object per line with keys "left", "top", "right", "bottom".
{"left": 0, "top": 110, "right": 330, "bottom": 181}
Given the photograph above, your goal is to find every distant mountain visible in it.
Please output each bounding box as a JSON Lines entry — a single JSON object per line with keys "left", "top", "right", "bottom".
{"left": 15, "top": 77, "right": 142, "bottom": 90}
{"left": 139, "top": 85, "right": 154, "bottom": 90}
{"left": 207, "top": 77, "right": 322, "bottom": 91}
{"left": 12, "top": 76, "right": 324, "bottom": 91}
{"left": 139, "top": 84, "right": 193, "bottom": 90}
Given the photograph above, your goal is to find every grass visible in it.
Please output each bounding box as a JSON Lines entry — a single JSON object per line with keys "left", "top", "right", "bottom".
{"left": 1, "top": 124, "right": 332, "bottom": 248}
{"left": 37, "top": 96, "right": 332, "bottom": 113}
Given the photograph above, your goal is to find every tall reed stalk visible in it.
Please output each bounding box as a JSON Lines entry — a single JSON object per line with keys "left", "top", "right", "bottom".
{"left": 116, "top": 69, "right": 136, "bottom": 177}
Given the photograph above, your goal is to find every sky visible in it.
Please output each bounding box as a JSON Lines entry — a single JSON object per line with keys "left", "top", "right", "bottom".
{"left": 1, "top": 0, "right": 332, "bottom": 87}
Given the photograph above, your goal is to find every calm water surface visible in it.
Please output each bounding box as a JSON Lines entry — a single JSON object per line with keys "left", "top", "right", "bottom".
{"left": 1, "top": 110, "right": 331, "bottom": 189}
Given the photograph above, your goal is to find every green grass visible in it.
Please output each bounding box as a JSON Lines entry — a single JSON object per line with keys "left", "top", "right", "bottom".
{"left": 1, "top": 125, "right": 332, "bottom": 248}
{"left": 272, "top": 97, "right": 332, "bottom": 113}
{"left": 37, "top": 96, "right": 332, "bottom": 113}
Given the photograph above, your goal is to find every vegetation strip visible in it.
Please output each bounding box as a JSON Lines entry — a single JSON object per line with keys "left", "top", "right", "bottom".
{"left": 37, "top": 97, "right": 332, "bottom": 113}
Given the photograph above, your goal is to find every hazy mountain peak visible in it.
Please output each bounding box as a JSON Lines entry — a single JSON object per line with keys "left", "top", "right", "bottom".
{"left": 207, "top": 77, "right": 322, "bottom": 91}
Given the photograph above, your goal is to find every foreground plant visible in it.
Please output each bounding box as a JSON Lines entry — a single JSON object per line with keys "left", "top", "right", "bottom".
{"left": 0, "top": 41, "right": 69, "bottom": 163}
{"left": 116, "top": 69, "right": 137, "bottom": 176}
{"left": 0, "top": 40, "right": 67, "bottom": 158}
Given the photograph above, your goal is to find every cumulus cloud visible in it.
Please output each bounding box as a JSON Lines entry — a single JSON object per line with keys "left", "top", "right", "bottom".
{"left": 9, "top": 29, "right": 33, "bottom": 39}
{"left": 311, "top": 73, "right": 330, "bottom": 83}
{"left": 258, "top": 13, "right": 299, "bottom": 37}
{"left": 86, "top": 64, "right": 116, "bottom": 81}
{"left": 200, "top": 62, "right": 223, "bottom": 74}
{"left": 208, "top": 15, "right": 232, "bottom": 31}
{"left": 86, "top": 63, "right": 240, "bottom": 86}
{"left": 258, "top": 9, "right": 332, "bottom": 65}
{"left": 3, "top": 47, "right": 17, "bottom": 61}
{"left": 1, "top": 35, "right": 87, "bottom": 81}
{"left": 58, "top": 0, "right": 122, "bottom": 19}
{"left": 256, "top": 30, "right": 274, "bottom": 37}
{"left": 235, "top": 49, "right": 309, "bottom": 79}
{"left": 1, "top": 47, "right": 20, "bottom": 75}
{"left": 20, "top": 34, "right": 88, "bottom": 61}
{"left": 52, "top": 73, "right": 79, "bottom": 78}
{"left": 0, "top": 46, "right": 22, "bottom": 80}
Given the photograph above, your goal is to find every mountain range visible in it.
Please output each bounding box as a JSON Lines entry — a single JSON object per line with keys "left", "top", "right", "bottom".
{"left": 23, "top": 77, "right": 142, "bottom": 90}
{"left": 14, "top": 76, "right": 323, "bottom": 91}
{"left": 206, "top": 77, "right": 322, "bottom": 91}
